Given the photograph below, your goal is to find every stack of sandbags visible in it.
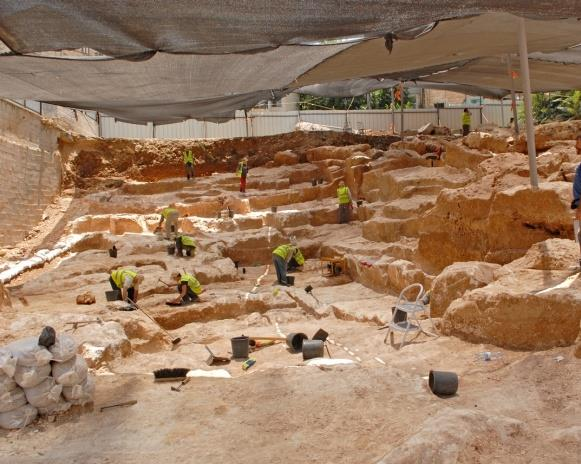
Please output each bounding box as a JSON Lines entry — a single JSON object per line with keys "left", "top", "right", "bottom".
{"left": 0, "top": 329, "right": 95, "bottom": 429}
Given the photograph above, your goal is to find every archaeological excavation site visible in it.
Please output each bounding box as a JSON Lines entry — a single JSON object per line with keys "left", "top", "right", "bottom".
{"left": 0, "top": 3, "right": 581, "bottom": 464}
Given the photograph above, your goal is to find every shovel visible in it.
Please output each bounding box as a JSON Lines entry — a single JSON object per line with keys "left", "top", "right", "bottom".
{"left": 127, "top": 297, "right": 182, "bottom": 347}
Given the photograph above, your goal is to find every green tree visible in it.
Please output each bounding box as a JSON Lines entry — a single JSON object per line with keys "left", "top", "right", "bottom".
{"left": 525, "top": 90, "right": 581, "bottom": 124}
{"left": 298, "top": 88, "right": 411, "bottom": 111}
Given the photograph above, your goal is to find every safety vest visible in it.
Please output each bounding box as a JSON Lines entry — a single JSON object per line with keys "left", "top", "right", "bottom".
{"left": 337, "top": 186, "right": 351, "bottom": 205}
{"left": 294, "top": 249, "right": 305, "bottom": 266}
{"left": 111, "top": 269, "right": 138, "bottom": 288}
{"left": 236, "top": 161, "right": 246, "bottom": 177}
{"left": 183, "top": 150, "right": 194, "bottom": 164}
{"left": 462, "top": 112, "right": 471, "bottom": 126}
{"left": 180, "top": 273, "right": 202, "bottom": 295}
{"left": 161, "top": 207, "right": 178, "bottom": 219}
{"left": 179, "top": 235, "right": 196, "bottom": 247}
{"left": 273, "top": 244, "right": 294, "bottom": 260}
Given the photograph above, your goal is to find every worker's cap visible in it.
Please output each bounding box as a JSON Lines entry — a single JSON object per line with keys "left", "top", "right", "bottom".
{"left": 170, "top": 271, "right": 181, "bottom": 280}
{"left": 289, "top": 236, "right": 297, "bottom": 246}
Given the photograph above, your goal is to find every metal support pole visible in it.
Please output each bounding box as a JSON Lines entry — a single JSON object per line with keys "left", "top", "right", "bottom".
{"left": 400, "top": 82, "right": 404, "bottom": 140}
{"left": 518, "top": 18, "right": 539, "bottom": 189}
{"left": 390, "top": 87, "right": 395, "bottom": 133}
{"left": 500, "top": 98, "right": 505, "bottom": 126}
{"left": 507, "top": 54, "right": 520, "bottom": 135}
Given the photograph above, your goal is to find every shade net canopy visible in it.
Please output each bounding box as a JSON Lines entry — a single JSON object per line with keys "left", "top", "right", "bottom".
{"left": 297, "top": 78, "right": 509, "bottom": 100}
{"left": 0, "top": 13, "right": 581, "bottom": 122}
{"left": 0, "top": 1, "right": 580, "bottom": 56}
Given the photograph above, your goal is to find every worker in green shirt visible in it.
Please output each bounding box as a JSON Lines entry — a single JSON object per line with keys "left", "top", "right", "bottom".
{"left": 175, "top": 235, "right": 197, "bottom": 257}
{"left": 157, "top": 203, "right": 179, "bottom": 239}
{"left": 462, "top": 108, "right": 471, "bottom": 136}
{"left": 272, "top": 242, "right": 304, "bottom": 286}
{"left": 337, "top": 180, "right": 353, "bottom": 224}
{"left": 169, "top": 271, "right": 203, "bottom": 304}
{"left": 109, "top": 268, "right": 144, "bottom": 303}
{"left": 183, "top": 149, "right": 195, "bottom": 180}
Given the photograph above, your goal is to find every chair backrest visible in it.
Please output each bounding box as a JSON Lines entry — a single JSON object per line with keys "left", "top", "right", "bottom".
{"left": 397, "top": 283, "right": 425, "bottom": 306}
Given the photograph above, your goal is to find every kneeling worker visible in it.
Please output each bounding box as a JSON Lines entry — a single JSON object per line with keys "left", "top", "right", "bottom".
{"left": 170, "top": 271, "right": 203, "bottom": 304}
{"left": 110, "top": 268, "right": 143, "bottom": 303}
{"left": 157, "top": 203, "right": 179, "bottom": 239}
{"left": 175, "top": 234, "right": 197, "bottom": 257}
{"left": 272, "top": 243, "right": 304, "bottom": 286}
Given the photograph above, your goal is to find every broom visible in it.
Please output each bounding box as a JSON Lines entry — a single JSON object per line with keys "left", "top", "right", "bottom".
{"left": 127, "top": 297, "right": 182, "bottom": 346}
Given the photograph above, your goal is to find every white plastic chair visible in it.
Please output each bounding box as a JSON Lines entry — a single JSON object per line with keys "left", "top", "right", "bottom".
{"left": 384, "top": 283, "right": 436, "bottom": 349}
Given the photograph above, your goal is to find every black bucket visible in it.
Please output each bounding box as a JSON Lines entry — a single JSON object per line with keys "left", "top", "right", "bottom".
{"left": 105, "top": 290, "right": 121, "bottom": 302}
{"left": 302, "top": 340, "right": 324, "bottom": 360}
{"left": 312, "top": 328, "right": 329, "bottom": 342}
{"left": 318, "top": 178, "right": 324, "bottom": 184}
{"left": 356, "top": 200, "right": 363, "bottom": 207}
{"left": 271, "top": 206, "right": 278, "bottom": 213}
{"left": 167, "top": 244, "right": 176, "bottom": 255}
{"left": 108, "top": 247, "right": 117, "bottom": 258}
{"left": 311, "top": 179, "right": 317, "bottom": 187}
{"left": 429, "top": 370, "right": 459, "bottom": 396}
{"left": 286, "top": 333, "right": 308, "bottom": 352}
{"left": 231, "top": 336, "right": 250, "bottom": 359}
{"left": 286, "top": 275, "right": 295, "bottom": 286}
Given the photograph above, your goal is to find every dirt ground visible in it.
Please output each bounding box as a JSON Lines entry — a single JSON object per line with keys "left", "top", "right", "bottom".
{"left": 1, "top": 128, "right": 580, "bottom": 463}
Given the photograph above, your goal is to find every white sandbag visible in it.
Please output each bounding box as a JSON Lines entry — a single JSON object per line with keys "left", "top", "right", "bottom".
{"left": 7, "top": 338, "right": 52, "bottom": 367}
{"left": 24, "top": 377, "right": 63, "bottom": 408}
{"left": 52, "top": 355, "right": 88, "bottom": 386}
{"left": 13, "top": 363, "right": 51, "bottom": 388}
{"left": 0, "top": 348, "right": 17, "bottom": 377}
{"left": 49, "top": 334, "right": 78, "bottom": 362}
{"left": 0, "top": 403, "right": 38, "bottom": 429}
{"left": 0, "top": 386, "right": 27, "bottom": 413}
{"left": 0, "top": 372, "right": 17, "bottom": 394}
{"left": 38, "top": 398, "right": 72, "bottom": 416}
{"left": 62, "top": 376, "right": 95, "bottom": 405}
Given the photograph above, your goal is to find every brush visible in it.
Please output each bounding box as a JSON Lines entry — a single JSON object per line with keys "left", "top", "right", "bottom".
{"left": 153, "top": 368, "right": 190, "bottom": 382}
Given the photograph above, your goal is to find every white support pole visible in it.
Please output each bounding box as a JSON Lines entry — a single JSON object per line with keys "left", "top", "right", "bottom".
{"left": 518, "top": 18, "right": 539, "bottom": 189}
{"left": 506, "top": 54, "right": 520, "bottom": 135}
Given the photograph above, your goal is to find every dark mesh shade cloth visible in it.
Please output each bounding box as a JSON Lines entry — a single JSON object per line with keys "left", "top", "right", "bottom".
{"left": 1, "top": 1, "right": 580, "bottom": 56}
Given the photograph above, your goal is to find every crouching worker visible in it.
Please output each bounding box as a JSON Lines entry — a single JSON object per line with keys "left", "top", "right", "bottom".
{"left": 110, "top": 268, "right": 143, "bottom": 303}
{"left": 170, "top": 271, "right": 203, "bottom": 304}
{"left": 157, "top": 204, "right": 179, "bottom": 239}
{"left": 175, "top": 234, "right": 197, "bottom": 257}
{"left": 272, "top": 243, "right": 304, "bottom": 286}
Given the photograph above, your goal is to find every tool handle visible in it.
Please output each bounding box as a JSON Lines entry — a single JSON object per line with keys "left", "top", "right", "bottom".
{"left": 100, "top": 400, "right": 137, "bottom": 411}
{"left": 249, "top": 336, "right": 286, "bottom": 341}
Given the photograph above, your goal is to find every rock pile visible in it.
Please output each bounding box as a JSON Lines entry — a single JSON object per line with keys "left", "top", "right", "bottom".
{"left": 0, "top": 330, "right": 94, "bottom": 429}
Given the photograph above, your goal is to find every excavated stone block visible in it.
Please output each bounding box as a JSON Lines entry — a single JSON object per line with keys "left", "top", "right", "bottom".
{"left": 430, "top": 261, "right": 500, "bottom": 318}
{"left": 390, "top": 137, "right": 427, "bottom": 155}
{"left": 273, "top": 150, "right": 299, "bottom": 166}
{"left": 441, "top": 270, "right": 581, "bottom": 350}
{"left": 306, "top": 144, "right": 371, "bottom": 162}
{"left": 444, "top": 142, "right": 494, "bottom": 170}
{"left": 76, "top": 321, "right": 132, "bottom": 368}
{"left": 463, "top": 132, "right": 509, "bottom": 153}
{"left": 362, "top": 217, "right": 417, "bottom": 243}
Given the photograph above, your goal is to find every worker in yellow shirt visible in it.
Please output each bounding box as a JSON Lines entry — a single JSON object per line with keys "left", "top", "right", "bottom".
{"left": 272, "top": 242, "right": 304, "bottom": 286}
{"left": 183, "top": 149, "right": 195, "bottom": 180}
{"left": 175, "top": 234, "right": 197, "bottom": 257}
{"left": 337, "top": 180, "right": 353, "bottom": 224}
{"left": 110, "top": 268, "right": 144, "bottom": 303}
{"left": 462, "top": 108, "right": 471, "bottom": 136}
{"left": 169, "top": 271, "right": 203, "bottom": 304}
{"left": 157, "top": 203, "right": 179, "bottom": 239}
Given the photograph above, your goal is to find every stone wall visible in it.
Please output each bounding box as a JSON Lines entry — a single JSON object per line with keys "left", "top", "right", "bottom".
{"left": 0, "top": 100, "right": 67, "bottom": 246}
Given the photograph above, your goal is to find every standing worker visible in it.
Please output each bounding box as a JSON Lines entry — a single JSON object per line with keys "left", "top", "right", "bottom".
{"left": 175, "top": 234, "right": 197, "bottom": 257}
{"left": 462, "top": 108, "right": 471, "bottom": 136}
{"left": 110, "top": 268, "right": 143, "bottom": 303}
{"left": 183, "top": 148, "right": 195, "bottom": 180}
{"left": 169, "top": 271, "right": 203, "bottom": 304}
{"left": 337, "top": 180, "right": 353, "bottom": 224}
{"left": 237, "top": 157, "right": 249, "bottom": 193}
{"left": 272, "top": 241, "right": 304, "bottom": 286}
{"left": 157, "top": 203, "right": 179, "bottom": 239}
